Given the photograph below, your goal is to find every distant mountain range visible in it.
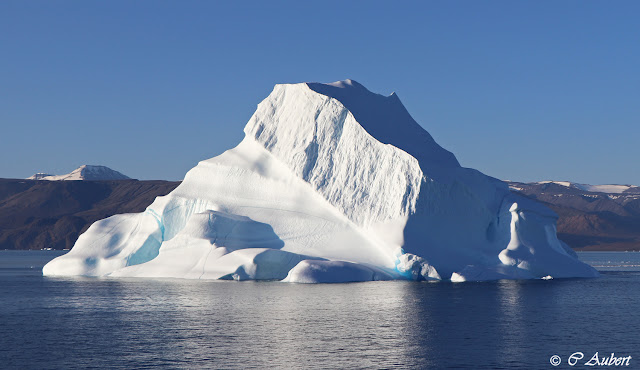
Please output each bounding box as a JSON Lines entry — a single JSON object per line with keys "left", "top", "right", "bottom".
{"left": 1, "top": 167, "right": 638, "bottom": 251}
{"left": 509, "top": 180, "right": 640, "bottom": 194}
{"left": 27, "top": 165, "right": 131, "bottom": 181}
{"left": 506, "top": 180, "right": 640, "bottom": 251}
{"left": 1, "top": 165, "right": 178, "bottom": 250}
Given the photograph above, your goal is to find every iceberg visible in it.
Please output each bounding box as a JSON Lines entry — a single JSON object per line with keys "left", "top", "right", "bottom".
{"left": 27, "top": 165, "right": 131, "bottom": 181}
{"left": 43, "top": 79, "right": 598, "bottom": 282}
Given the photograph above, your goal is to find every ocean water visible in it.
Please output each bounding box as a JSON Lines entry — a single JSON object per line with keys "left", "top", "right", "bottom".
{"left": 1, "top": 251, "right": 639, "bottom": 369}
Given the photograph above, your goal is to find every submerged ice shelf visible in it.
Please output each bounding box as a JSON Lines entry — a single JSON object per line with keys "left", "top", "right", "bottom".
{"left": 43, "top": 80, "right": 598, "bottom": 282}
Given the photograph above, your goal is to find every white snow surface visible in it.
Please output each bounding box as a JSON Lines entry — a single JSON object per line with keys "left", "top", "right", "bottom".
{"left": 43, "top": 80, "right": 598, "bottom": 282}
{"left": 28, "top": 165, "right": 131, "bottom": 181}
{"left": 536, "top": 181, "right": 636, "bottom": 194}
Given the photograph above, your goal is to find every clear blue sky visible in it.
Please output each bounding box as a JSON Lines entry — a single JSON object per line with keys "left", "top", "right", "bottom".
{"left": 2, "top": 1, "right": 639, "bottom": 184}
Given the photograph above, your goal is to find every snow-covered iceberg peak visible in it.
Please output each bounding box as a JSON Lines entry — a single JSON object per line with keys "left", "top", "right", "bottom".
{"left": 244, "top": 82, "right": 429, "bottom": 225}
{"left": 43, "top": 80, "right": 598, "bottom": 283}
{"left": 307, "top": 80, "right": 460, "bottom": 170}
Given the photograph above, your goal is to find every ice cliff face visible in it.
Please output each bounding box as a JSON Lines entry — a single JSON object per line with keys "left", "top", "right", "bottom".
{"left": 244, "top": 82, "right": 424, "bottom": 225}
{"left": 43, "top": 80, "right": 598, "bottom": 282}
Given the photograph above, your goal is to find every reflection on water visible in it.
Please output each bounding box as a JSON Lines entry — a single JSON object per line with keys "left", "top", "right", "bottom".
{"left": 1, "top": 251, "right": 639, "bottom": 368}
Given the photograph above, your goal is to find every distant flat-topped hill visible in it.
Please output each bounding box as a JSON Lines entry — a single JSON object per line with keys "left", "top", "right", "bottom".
{"left": 506, "top": 180, "right": 640, "bottom": 251}
{"left": 0, "top": 178, "right": 179, "bottom": 250}
{"left": 27, "top": 165, "right": 131, "bottom": 181}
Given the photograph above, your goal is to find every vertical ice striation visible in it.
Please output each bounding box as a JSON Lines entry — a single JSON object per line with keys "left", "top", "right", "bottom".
{"left": 244, "top": 83, "right": 424, "bottom": 226}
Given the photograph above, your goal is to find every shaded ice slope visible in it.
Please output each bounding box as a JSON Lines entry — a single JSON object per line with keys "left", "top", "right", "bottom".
{"left": 44, "top": 80, "right": 598, "bottom": 282}
{"left": 307, "top": 80, "right": 460, "bottom": 171}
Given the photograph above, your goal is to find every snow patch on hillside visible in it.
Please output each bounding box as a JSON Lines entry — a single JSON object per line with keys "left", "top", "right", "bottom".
{"left": 28, "top": 165, "right": 131, "bottom": 181}
{"left": 536, "top": 181, "right": 636, "bottom": 194}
